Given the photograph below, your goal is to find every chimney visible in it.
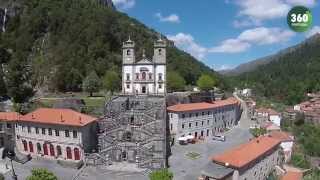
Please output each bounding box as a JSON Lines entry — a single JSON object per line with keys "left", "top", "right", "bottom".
{"left": 60, "top": 114, "right": 64, "bottom": 122}
{"left": 31, "top": 113, "right": 35, "bottom": 119}
{"left": 256, "top": 140, "right": 260, "bottom": 143}
{"left": 79, "top": 116, "right": 82, "bottom": 124}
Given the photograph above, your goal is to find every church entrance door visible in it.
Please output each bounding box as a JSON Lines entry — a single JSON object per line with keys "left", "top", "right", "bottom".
{"left": 142, "top": 86, "right": 146, "bottom": 94}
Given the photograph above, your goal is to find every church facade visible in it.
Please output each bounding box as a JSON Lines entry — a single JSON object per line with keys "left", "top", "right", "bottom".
{"left": 122, "top": 38, "right": 166, "bottom": 95}
{"left": 95, "top": 38, "right": 167, "bottom": 171}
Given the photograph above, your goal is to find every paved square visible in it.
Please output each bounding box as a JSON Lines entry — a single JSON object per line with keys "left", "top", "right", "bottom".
{"left": 169, "top": 127, "right": 253, "bottom": 180}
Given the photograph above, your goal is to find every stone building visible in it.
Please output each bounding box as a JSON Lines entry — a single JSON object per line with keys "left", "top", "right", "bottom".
{"left": 200, "top": 136, "right": 284, "bottom": 180}
{"left": 167, "top": 97, "right": 241, "bottom": 141}
{"left": 96, "top": 38, "right": 167, "bottom": 170}
{"left": 0, "top": 112, "right": 19, "bottom": 151}
{"left": 15, "top": 108, "right": 98, "bottom": 163}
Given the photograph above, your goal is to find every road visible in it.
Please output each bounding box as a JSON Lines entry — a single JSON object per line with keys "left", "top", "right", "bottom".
{"left": 233, "top": 92, "right": 253, "bottom": 129}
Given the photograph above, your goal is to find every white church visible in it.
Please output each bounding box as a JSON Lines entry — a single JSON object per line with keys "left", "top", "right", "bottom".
{"left": 121, "top": 37, "right": 166, "bottom": 96}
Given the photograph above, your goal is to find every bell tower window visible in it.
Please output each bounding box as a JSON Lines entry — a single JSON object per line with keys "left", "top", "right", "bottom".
{"left": 126, "top": 73, "right": 130, "bottom": 81}
{"left": 158, "top": 73, "right": 163, "bottom": 80}
{"left": 127, "top": 49, "right": 131, "bottom": 55}
{"left": 142, "top": 72, "right": 146, "bottom": 80}
{"left": 158, "top": 49, "right": 162, "bottom": 55}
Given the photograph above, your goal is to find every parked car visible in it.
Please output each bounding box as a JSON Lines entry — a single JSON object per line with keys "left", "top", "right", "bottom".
{"left": 212, "top": 135, "right": 226, "bottom": 142}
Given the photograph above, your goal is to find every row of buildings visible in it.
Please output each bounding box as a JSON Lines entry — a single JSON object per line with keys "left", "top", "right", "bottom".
{"left": 0, "top": 108, "right": 98, "bottom": 163}
{"left": 199, "top": 131, "right": 295, "bottom": 180}
{"left": 167, "top": 97, "right": 241, "bottom": 142}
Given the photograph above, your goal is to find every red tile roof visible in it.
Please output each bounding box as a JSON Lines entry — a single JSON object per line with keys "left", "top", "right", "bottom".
{"left": 269, "top": 131, "right": 294, "bottom": 142}
{"left": 281, "top": 171, "right": 303, "bottom": 180}
{"left": 20, "top": 108, "right": 97, "bottom": 127}
{"left": 167, "top": 97, "right": 239, "bottom": 112}
{"left": 256, "top": 108, "right": 280, "bottom": 115}
{"left": 0, "top": 112, "right": 21, "bottom": 121}
{"left": 211, "top": 136, "right": 281, "bottom": 169}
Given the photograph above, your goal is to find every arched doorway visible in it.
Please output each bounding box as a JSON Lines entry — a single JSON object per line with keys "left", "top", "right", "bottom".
{"left": 29, "top": 141, "right": 34, "bottom": 153}
{"left": 49, "top": 144, "right": 55, "bottom": 156}
{"left": 57, "top": 146, "right": 62, "bottom": 157}
{"left": 122, "top": 151, "right": 127, "bottom": 161}
{"left": 66, "top": 147, "right": 72, "bottom": 159}
{"left": 74, "top": 148, "right": 80, "bottom": 160}
{"left": 22, "top": 140, "right": 28, "bottom": 151}
{"left": 37, "top": 143, "right": 41, "bottom": 154}
{"left": 43, "top": 144, "right": 48, "bottom": 155}
{"left": 142, "top": 86, "right": 146, "bottom": 94}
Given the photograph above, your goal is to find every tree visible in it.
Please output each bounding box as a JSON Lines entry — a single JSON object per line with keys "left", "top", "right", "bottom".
{"left": 0, "top": 69, "right": 7, "bottom": 97}
{"left": 27, "top": 168, "right": 58, "bottom": 180}
{"left": 103, "top": 70, "right": 120, "bottom": 95}
{"left": 167, "top": 71, "right": 185, "bottom": 92}
{"left": 197, "top": 74, "right": 216, "bottom": 91}
{"left": 82, "top": 71, "right": 101, "bottom": 96}
{"left": 6, "top": 53, "right": 34, "bottom": 103}
{"left": 149, "top": 169, "right": 173, "bottom": 180}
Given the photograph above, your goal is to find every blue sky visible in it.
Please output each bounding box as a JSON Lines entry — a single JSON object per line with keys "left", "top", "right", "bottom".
{"left": 112, "top": 0, "right": 320, "bottom": 71}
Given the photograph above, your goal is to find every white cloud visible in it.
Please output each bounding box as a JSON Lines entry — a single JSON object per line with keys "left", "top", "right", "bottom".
{"left": 112, "top": 0, "right": 135, "bottom": 9}
{"left": 237, "top": 0, "right": 290, "bottom": 21}
{"left": 167, "top": 33, "right": 207, "bottom": 59}
{"left": 285, "top": 0, "right": 316, "bottom": 7}
{"left": 155, "top": 13, "right": 180, "bottom": 23}
{"left": 238, "top": 27, "right": 295, "bottom": 45}
{"left": 213, "top": 64, "right": 235, "bottom": 71}
{"left": 210, "top": 39, "right": 251, "bottom": 53}
{"left": 306, "top": 26, "right": 320, "bottom": 37}
{"left": 210, "top": 27, "right": 294, "bottom": 53}
{"left": 233, "top": 0, "right": 316, "bottom": 27}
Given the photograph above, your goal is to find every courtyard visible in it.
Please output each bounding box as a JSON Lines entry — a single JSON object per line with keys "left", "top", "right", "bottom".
{"left": 169, "top": 127, "right": 253, "bottom": 180}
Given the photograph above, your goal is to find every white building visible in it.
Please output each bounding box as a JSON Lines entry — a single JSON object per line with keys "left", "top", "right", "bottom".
{"left": 255, "top": 108, "right": 282, "bottom": 126}
{"left": 167, "top": 97, "right": 240, "bottom": 141}
{"left": 201, "top": 136, "right": 283, "bottom": 180}
{"left": 0, "top": 112, "right": 19, "bottom": 151}
{"left": 122, "top": 37, "right": 166, "bottom": 95}
{"left": 15, "top": 108, "right": 97, "bottom": 163}
{"left": 269, "top": 131, "right": 294, "bottom": 163}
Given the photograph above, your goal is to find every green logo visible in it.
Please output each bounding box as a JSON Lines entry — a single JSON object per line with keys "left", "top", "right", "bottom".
{"left": 287, "top": 6, "right": 312, "bottom": 32}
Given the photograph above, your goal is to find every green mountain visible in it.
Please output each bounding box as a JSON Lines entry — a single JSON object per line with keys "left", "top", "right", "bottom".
{"left": 0, "top": 0, "right": 220, "bottom": 102}
{"left": 230, "top": 33, "right": 320, "bottom": 105}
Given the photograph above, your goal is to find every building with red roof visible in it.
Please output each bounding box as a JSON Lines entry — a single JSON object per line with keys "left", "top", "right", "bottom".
{"left": 15, "top": 108, "right": 98, "bottom": 164}
{"left": 0, "top": 112, "right": 20, "bottom": 150}
{"left": 201, "top": 136, "right": 283, "bottom": 180}
{"left": 269, "top": 131, "right": 294, "bottom": 163}
{"left": 167, "top": 97, "right": 241, "bottom": 141}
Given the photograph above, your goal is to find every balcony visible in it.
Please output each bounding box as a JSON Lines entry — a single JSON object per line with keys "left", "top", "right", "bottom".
{"left": 134, "top": 78, "right": 154, "bottom": 83}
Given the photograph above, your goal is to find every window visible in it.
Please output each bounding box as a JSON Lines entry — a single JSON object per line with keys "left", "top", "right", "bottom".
{"left": 126, "top": 73, "right": 130, "bottom": 81}
{"left": 29, "top": 141, "right": 34, "bottom": 153}
{"left": 126, "top": 84, "right": 130, "bottom": 89}
{"left": 182, "top": 114, "right": 185, "bottom": 118}
{"left": 158, "top": 49, "right": 162, "bottom": 55}
{"left": 149, "top": 73, "right": 152, "bottom": 80}
{"left": 196, "top": 122, "right": 198, "bottom": 127}
{"left": 170, "top": 114, "right": 173, "bottom": 118}
{"left": 182, "top": 124, "right": 185, "bottom": 129}
{"left": 170, "top": 123, "right": 173, "bottom": 130}
{"left": 126, "top": 49, "right": 131, "bottom": 55}
{"left": 196, "top": 113, "right": 199, "bottom": 117}
{"left": 22, "top": 126, "right": 25, "bottom": 132}
{"left": 65, "top": 130, "right": 70, "bottom": 137}
{"left": 202, "top": 112, "right": 205, "bottom": 116}
{"left": 159, "top": 84, "right": 162, "bottom": 89}
{"left": 73, "top": 130, "right": 78, "bottom": 138}
{"left": 6, "top": 123, "right": 12, "bottom": 129}
{"left": 66, "top": 147, "right": 72, "bottom": 159}
{"left": 0, "top": 124, "right": 3, "bottom": 131}
{"left": 207, "top": 120, "right": 209, "bottom": 125}
{"left": 74, "top": 148, "right": 81, "bottom": 160}
{"left": 36, "top": 143, "right": 41, "bottom": 153}
{"left": 35, "top": 127, "right": 39, "bottom": 134}
{"left": 27, "top": 126, "right": 31, "bottom": 133}
{"left": 135, "top": 73, "right": 139, "bottom": 80}
{"left": 42, "top": 128, "right": 45, "bottom": 135}
{"left": 189, "top": 123, "right": 191, "bottom": 128}
{"left": 142, "top": 72, "right": 146, "bottom": 80}
{"left": 48, "top": 128, "right": 52, "bottom": 136}
{"left": 189, "top": 113, "right": 192, "bottom": 118}
{"left": 158, "top": 73, "right": 163, "bottom": 80}
{"left": 201, "top": 121, "right": 204, "bottom": 126}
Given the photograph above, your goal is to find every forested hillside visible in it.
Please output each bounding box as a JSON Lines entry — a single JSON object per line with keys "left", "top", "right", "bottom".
{"left": 0, "top": 0, "right": 220, "bottom": 103}
{"left": 230, "top": 34, "right": 320, "bottom": 105}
